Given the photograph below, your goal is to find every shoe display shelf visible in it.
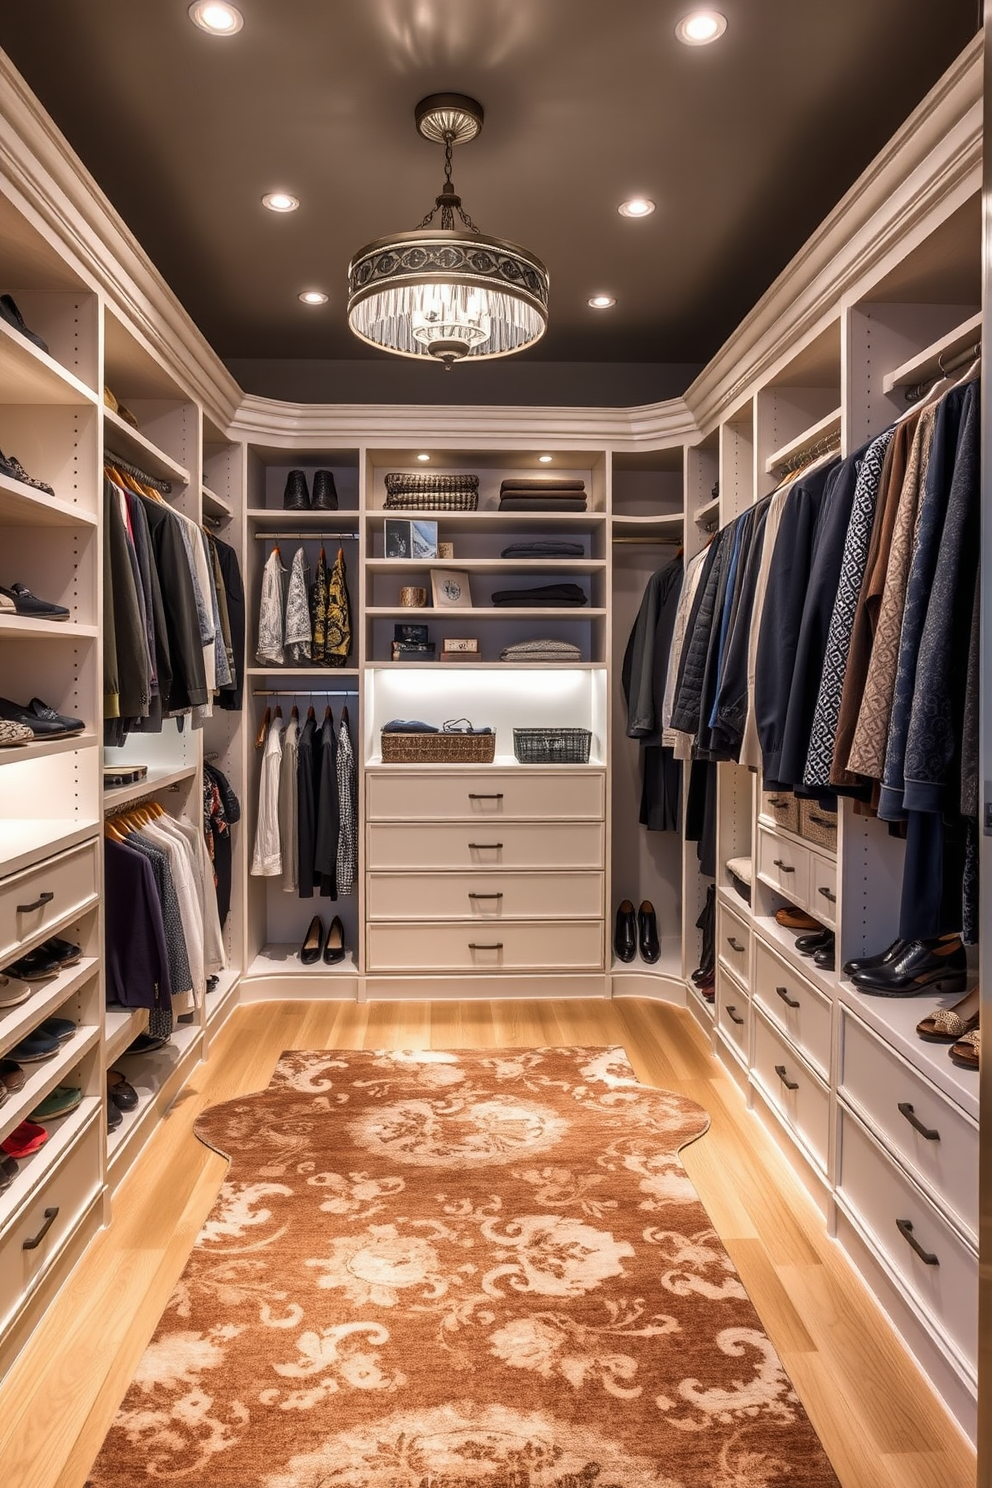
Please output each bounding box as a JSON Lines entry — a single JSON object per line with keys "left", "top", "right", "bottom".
{"left": 105, "top": 1019, "right": 204, "bottom": 1186}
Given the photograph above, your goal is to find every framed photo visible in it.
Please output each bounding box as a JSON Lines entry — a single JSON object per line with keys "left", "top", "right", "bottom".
{"left": 411, "top": 520, "right": 438, "bottom": 559}
{"left": 431, "top": 568, "right": 473, "bottom": 608}
{"left": 385, "top": 518, "right": 412, "bottom": 558}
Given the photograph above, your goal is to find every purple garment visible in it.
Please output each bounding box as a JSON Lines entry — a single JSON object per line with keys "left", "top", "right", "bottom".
{"left": 104, "top": 837, "right": 172, "bottom": 1009}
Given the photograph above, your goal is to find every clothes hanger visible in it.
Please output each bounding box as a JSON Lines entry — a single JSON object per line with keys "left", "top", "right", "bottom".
{"left": 274, "top": 704, "right": 283, "bottom": 721}
{"left": 341, "top": 704, "right": 350, "bottom": 726}
{"left": 255, "top": 705, "right": 271, "bottom": 748}
{"left": 306, "top": 702, "right": 316, "bottom": 721}
{"left": 290, "top": 702, "right": 299, "bottom": 722}
{"left": 104, "top": 819, "right": 126, "bottom": 843}
{"left": 323, "top": 704, "right": 332, "bottom": 722}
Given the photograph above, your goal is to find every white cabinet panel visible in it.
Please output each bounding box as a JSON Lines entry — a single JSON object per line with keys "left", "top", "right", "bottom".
{"left": 754, "top": 937, "right": 833, "bottom": 1080}
{"left": 367, "top": 820, "right": 605, "bottom": 871}
{"left": 367, "top": 770, "right": 605, "bottom": 821}
{"left": 367, "top": 870, "right": 604, "bottom": 921}
{"left": 366, "top": 919, "right": 605, "bottom": 973}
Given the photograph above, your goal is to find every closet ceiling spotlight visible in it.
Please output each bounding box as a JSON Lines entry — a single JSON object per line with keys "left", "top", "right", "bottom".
{"left": 675, "top": 11, "right": 727, "bottom": 45}
{"left": 188, "top": 2, "right": 243, "bottom": 35}
{"left": 538, "top": 454, "right": 554, "bottom": 463}
{"left": 299, "top": 290, "right": 328, "bottom": 305}
{"left": 618, "top": 198, "right": 656, "bottom": 218}
{"left": 588, "top": 294, "right": 616, "bottom": 309}
{"left": 416, "top": 453, "right": 431, "bottom": 462}
{"left": 347, "top": 93, "right": 550, "bottom": 371}
{"left": 263, "top": 192, "right": 299, "bottom": 213}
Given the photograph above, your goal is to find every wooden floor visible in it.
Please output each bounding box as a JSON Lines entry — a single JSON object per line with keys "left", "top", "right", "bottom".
{"left": 0, "top": 997, "right": 977, "bottom": 1488}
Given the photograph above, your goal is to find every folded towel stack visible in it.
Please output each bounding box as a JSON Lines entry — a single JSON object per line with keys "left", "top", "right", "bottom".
{"left": 491, "top": 582, "right": 588, "bottom": 608}
{"left": 500, "top": 638, "right": 584, "bottom": 662}
{"left": 500, "top": 541, "right": 586, "bottom": 558}
{"left": 384, "top": 471, "right": 480, "bottom": 511}
{"left": 498, "top": 477, "right": 587, "bottom": 512}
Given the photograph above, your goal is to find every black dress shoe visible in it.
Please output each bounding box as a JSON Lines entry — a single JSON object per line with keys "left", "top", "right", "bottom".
{"left": 0, "top": 294, "right": 48, "bottom": 352}
{"left": 0, "top": 583, "right": 69, "bottom": 620}
{"left": 108, "top": 1070, "right": 139, "bottom": 1111}
{"left": 126, "top": 1032, "right": 170, "bottom": 1054}
{"left": 850, "top": 937, "right": 969, "bottom": 996}
{"left": 323, "top": 915, "right": 346, "bottom": 965}
{"left": 795, "top": 929, "right": 833, "bottom": 957}
{"left": 312, "top": 469, "right": 339, "bottom": 510}
{"left": 813, "top": 940, "right": 835, "bottom": 971}
{"left": 0, "top": 696, "right": 71, "bottom": 737}
{"left": 638, "top": 900, "right": 660, "bottom": 964}
{"left": 29, "top": 698, "right": 84, "bottom": 732}
{"left": 614, "top": 901, "right": 637, "bottom": 963}
{"left": 283, "top": 470, "right": 310, "bottom": 511}
{"left": 107, "top": 1101, "right": 123, "bottom": 1132}
{"left": 301, "top": 914, "right": 324, "bottom": 964}
{"left": 4, "top": 948, "right": 60, "bottom": 980}
{"left": 842, "top": 938, "right": 909, "bottom": 977}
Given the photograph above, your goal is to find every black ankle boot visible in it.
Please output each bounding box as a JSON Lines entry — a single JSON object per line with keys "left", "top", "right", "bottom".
{"left": 284, "top": 469, "right": 310, "bottom": 510}
{"left": 638, "top": 901, "right": 660, "bottom": 964}
{"left": 614, "top": 901, "right": 637, "bottom": 963}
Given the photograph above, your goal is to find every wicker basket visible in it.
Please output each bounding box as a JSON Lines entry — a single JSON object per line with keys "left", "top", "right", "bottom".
{"left": 381, "top": 732, "right": 495, "bottom": 764}
{"left": 799, "top": 798, "right": 838, "bottom": 853}
{"left": 385, "top": 472, "right": 480, "bottom": 494}
{"left": 512, "top": 727, "right": 591, "bottom": 765}
{"left": 384, "top": 491, "right": 480, "bottom": 511}
{"left": 761, "top": 789, "right": 799, "bottom": 835}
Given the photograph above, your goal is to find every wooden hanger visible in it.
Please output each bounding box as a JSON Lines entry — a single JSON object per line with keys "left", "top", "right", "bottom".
{"left": 290, "top": 703, "right": 299, "bottom": 722}
{"left": 274, "top": 704, "right": 283, "bottom": 721}
{"left": 104, "top": 819, "right": 126, "bottom": 843}
{"left": 306, "top": 703, "right": 316, "bottom": 721}
{"left": 255, "top": 706, "right": 271, "bottom": 748}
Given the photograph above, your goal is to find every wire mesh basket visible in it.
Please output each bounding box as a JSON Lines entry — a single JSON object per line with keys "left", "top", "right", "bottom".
{"left": 512, "top": 727, "right": 592, "bottom": 764}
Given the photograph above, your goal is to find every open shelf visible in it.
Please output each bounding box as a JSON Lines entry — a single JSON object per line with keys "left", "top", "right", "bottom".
{"left": 0, "top": 958, "right": 99, "bottom": 1060}
{"left": 0, "top": 320, "right": 97, "bottom": 406}
{"left": 201, "top": 485, "right": 233, "bottom": 520}
{"left": 610, "top": 940, "right": 683, "bottom": 981}
{"left": 0, "top": 1024, "right": 100, "bottom": 1149}
{"left": 0, "top": 471, "right": 97, "bottom": 528}
{"left": 107, "top": 1023, "right": 204, "bottom": 1177}
{"left": 0, "top": 615, "right": 96, "bottom": 640}
{"left": 763, "top": 407, "right": 842, "bottom": 475}
{"left": 248, "top": 946, "right": 358, "bottom": 977}
{"left": 611, "top": 512, "right": 683, "bottom": 538}
{"left": 0, "top": 734, "right": 98, "bottom": 769}
{"left": 882, "top": 312, "right": 983, "bottom": 395}
{"left": 366, "top": 606, "right": 607, "bottom": 620}
{"left": 103, "top": 407, "right": 190, "bottom": 486}
{"left": 366, "top": 512, "right": 607, "bottom": 534}
{"left": 693, "top": 495, "right": 720, "bottom": 529}
{"left": 366, "top": 558, "right": 605, "bottom": 575}
{"left": 104, "top": 1007, "right": 150, "bottom": 1066}
{"left": 102, "top": 764, "right": 197, "bottom": 811}
{"left": 205, "top": 968, "right": 241, "bottom": 1029}
{"left": 247, "top": 508, "right": 360, "bottom": 529}
{"left": 0, "top": 822, "right": 99, "bottom": 879}
{"left": 248, "top": 667, "right": 360, "bottom": 679}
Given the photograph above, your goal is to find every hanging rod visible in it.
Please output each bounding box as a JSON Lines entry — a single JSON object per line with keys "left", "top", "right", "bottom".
{"left": 104, "top": 782, "right": 183, "bottom": 815}
{"left": 904, "top": 341, "right": 981, "bottom": 404}
{"left": 612, "top": 536, "right": 681, "bottom": 545}
{"left": 253, "top": 688, "right": 360, "bottom": 696}
{"left": 775, "top": 431, "right": 842, "bottom": 478}
{"left": 202, "top": 512, "right": 223, "bottom": 529}
{"left": 105, "top": 449, "right": 174, "bottom": 495}
{"left": 254, "top": 531, "right": 361, "bottom": 541}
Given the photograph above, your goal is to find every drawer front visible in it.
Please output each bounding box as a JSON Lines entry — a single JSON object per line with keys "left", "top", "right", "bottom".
{"left": 754, "top": 938, "right": 832, "bottom": 1079}
{"left": 717, "top": 902, "right": 751, "bottom": 988}
{"left": 366, "top": 871, "right": 604, "bottom": 921}
{"left": 761, "top": 790, "right": 799, "bottom": 835}
{"left": 367, "top": 821, "right": 605, "bottom": 871}
{"left": 0, "top": 1115, "right": 102, "bottom": 1332}
{"left": 840, "top": 1009, "right": 978, "bottom": 1241}
{"left": 752, "top": 1009, "right": 830, "bottom": 1170}
{"left": 838, "top": 1108, "right": 977, "bottom": 1370}
{"left": 809, "top": 855, "right": 838, "bottom": 930}
{"left": 798, "top": 798, "right": 838, "bottom": 854}
{"left": 756, "top": 827, "right": 810, "bottom": 906}
{"left": 366, "top": 919, "right": 604, "bottom": 973}
{"left": 366, "top": 771, "right": 605, "bottom": 822}
{"left": 717, "top": 973, "right": 750, "bottom": 1059}
{"left": 0, "top": 841, "right": 99, "bottom": 965}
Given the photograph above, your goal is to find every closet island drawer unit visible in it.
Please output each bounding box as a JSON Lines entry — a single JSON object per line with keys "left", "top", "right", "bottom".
{"left": 751, "top": 1007, "right": 830, "bottom": 1171}
{"left": 366, "top": 870, "right": 604, "bottom": 921}
{"left": 717, "top": 900, "right": 751, "bottom": 988}
{"left": 366, "top": 819, "right": 605, "bottom": 870}
{"left": 366, "top": 920, "right": 604, "bottom": 972}
{"left": 716, "top": 978, "right": 750, "bottom": 1060}
{"left": 0, "top": 841, "right": 100, "bottom": 966}
{"left": 753, "top": 938, "right": 832, "bottom": 1079}
{"left": 366, "top": 770, "right": 605, "bottom": 821}
{"left": 756, "top": 827, "right": 810, "bottom": 905}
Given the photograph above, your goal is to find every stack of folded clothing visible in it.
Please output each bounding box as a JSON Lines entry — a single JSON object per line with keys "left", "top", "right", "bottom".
{"left": 498, "top": 478, "right": 587, "bottom": 511}
{"left": 491, "top": 582, "right": 588, "bottom": 607}
{"left": 500, "top": 541, "right": 586, "bottom": 558}
{"left": 500, "top": 638, "right": 583, "bottom": 662}
{"left": 384, "top": 472, "right": 480, "bottom": 510}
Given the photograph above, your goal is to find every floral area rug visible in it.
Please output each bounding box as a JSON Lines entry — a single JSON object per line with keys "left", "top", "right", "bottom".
{"left": 85, "top": 1046, "right": 840, "bottom": 1487}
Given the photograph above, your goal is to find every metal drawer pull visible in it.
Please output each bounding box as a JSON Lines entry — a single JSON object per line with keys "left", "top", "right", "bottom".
{"left": 727, "top": 936, "right": 745, "bottom": 953}
{"left": 468, "top": 793, "right": 504, "bottom": 800}
{"left": 775, "top": 985, "right": 801, "bottom": 1008}
{"left": 17, "top": 891, "right": 55, "bottom": 913}
{"left": 468, "top": 942, "right": 503, "bottom": 950}
{"left": 23, "top": 1207, "right": 59, "bottom": 1251}
{"left": 897, "top": 1102, "right": 940, "bottom": 1141}
{"left": 772, "top": 859, "right": 795, "bottom": 873}
{"left": 774, "top": 1064, "right": 799, "bottom": 1091}
{"left": 896, "top": 1218, "right": 939, "bottom": 1266}
{"left": 468, "top": 892, "right": 503, "bottom": 899}
{"left": 468, "top": 842, "right": 503, "bottom": 850}
{"left": 818, "top": 886, "right": 837, "bottom": 903}
{"left": 726, "top": 1005, "right": 745, "bottom": 1026}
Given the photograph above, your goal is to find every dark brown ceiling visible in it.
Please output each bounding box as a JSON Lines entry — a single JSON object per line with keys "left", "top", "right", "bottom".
{"left": 0, "top": 1, "right": 978, "bottom": 365}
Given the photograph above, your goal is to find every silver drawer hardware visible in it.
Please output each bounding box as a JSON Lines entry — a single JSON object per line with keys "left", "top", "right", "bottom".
{"left": 468, "top": 892, "right": 503, "bottom": 899}
{"left": 726, "top": 1005, "right": 745, "bottom": 1026}
{"left": 727, "top": 936, "right": 745, "bottom": 953}
{"left": 468, "top": 842, "right": 503, "bottom": 850}
{"left": 896, "top": 1218, "right": 939, "bottom": 1265}
{"left": 818, "top": 886, "right": 837, "bottom": 903}
{"left": 775, "top": 985, "right": 801, "bottom": 1008}
{"left": 897, "top": 1102, "right": 940, "bottom": 1141}
{"left": 772, "top": 858, "right": 795, "bottom": 873}
{"left": 22, "top": 1207, "right": 59, "bottom": 1251}
{"left": 17, "top": 891, "right": 55, "bottom": 913}
{"left": 468, "top": 942, "right": 503, "bottom": 950}
{"left": 775, "top": 1064, "right": 799, "bottom": 1091}
{"left": 468, "top": 793, "right": 504, "bottom": 800}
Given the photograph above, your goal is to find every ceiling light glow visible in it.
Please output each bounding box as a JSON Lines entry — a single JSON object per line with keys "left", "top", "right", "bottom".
{"left": 618, "top": 198, "right": 656, "bottom": 218}
{"left": 263, "top": 192, "right": 299, "bottom": 213}
{"left": 299, "top": 290, "right": 329, "bottom": 305}
{"left": 416, "top": 453, "right": 431, "bottom": 462}
{"left": 588, "top": 295, "right": 616, "bottom": 309}
{"left": 676, "top": 11, "right": 727, "bottom": 45}
{"left": 538, "top": 454, "right": 553, "bottom": 463}
{"left": 188, "top": 2, "right": 244, "bottom": 35}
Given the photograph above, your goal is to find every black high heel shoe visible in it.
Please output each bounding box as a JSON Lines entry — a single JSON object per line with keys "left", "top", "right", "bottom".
{"left": 300, "top": 914, "right": 324, "bottom": 964}
{"left": 614, "top": 901, "right": 637, "bottom": 963}
{"left": 323, "top": 916, "right": 346, "bottom": 965}
{"left": 638, "top": 901, "right": 660, "bottom": 964}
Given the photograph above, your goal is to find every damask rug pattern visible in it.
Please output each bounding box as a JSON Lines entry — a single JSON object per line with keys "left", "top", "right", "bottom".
{"left": 86, "top": 1046, "right": 840, "bottom": 1487}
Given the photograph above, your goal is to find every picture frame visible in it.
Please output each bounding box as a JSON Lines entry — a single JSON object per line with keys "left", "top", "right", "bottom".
{"left": 431, "top": 568, "right": 473, "bottom": 608}
{"left": 384, "top": 518, "right": 412, "bottom": 558}
{"left": 411, "top": 519, "right": 438, "bottom": 559}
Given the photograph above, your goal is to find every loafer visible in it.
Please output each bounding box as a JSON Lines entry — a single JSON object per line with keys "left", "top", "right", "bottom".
{"left": 283, "top": 470, "right": 310, "bottom": 510}
{"left": 0, "top": 719, "right": 33, "bottom": 748}
{"left": 0, "top": 1059, "right": 26, "bottom": 1091}
{"left": 0, "top": 696, "right": 71, "bottom": 738}
{"left": 312, "top": 469, "right": 339, "bottom": 510}
{"left": 2, "top": 454, "right": 55, "bottom": 497}
{"left": 638, "top": 900, "right": 660, "bottom": 964}
{"left": 125, "top": 1032, "right": 170, "bottom": 1054}
{"left": 1, "top": 1120, "right": 49, "bottom": 1157}
{"left": 0, "top": 294, "right": 49, "bottom": 352}
{"left": 300, "top": 914, "right": 323, "bottom": 965}
{"left": 775, "top": 906, "right": 822, "bottom": 932}
{"left": 813, "top": 941, "right": 836, "bottom": 971}
{"left": 28, "top": 1085, "right": 82, "bottom": 1121}
{"left": 38, "top": 1016, "right": 76, "bottom": 1044}
{"left": 8, "top": 1029, "right": 59, "bottom": 1062}
{"left": 0, "top": 972, "right": 32, "bottom": 1008}
{"left": 0, "top": 583, "right": 69, "bottom": 621}
{"left": 107, "top": 1101, "right": 123, "bottom": 1132}
{"left": 4, "top": 948, "right": 61, "bottom": 980}
{"left": 842, "top": 938, "right": 909, "bottom": 977}
{"left": 28, "top": 698, "right": 84, "bottom": 733}
{"left": 41, "top": 937, "right": 82, "bottom": 968}
{"left": 323, "top": 915, "right": 346, "bottom": 965}
{"left": 850, "top": 937, "right": 970, "bottom": 997}
{"left": 107, "top": 1069, "right": 139, "bottom": 1111}
{"left": 613, "top": 900, "right": 637, "bottom": 963}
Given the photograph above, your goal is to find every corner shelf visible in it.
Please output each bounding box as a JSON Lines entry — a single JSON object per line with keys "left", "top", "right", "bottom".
{"left": 248, "top": 946, "right": 358, "bottom": 977}
{"left": 104, "top": 408, "right": 190, "bottom": 486}
{"left": 693, "top": 495, "right": 720, "bottom": 529}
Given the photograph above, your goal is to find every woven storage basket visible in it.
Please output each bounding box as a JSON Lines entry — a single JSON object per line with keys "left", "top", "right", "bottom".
{"left": 512, "top": 727, "right": 591, "bottom": 764}
{"left": 385, "top": 491, "right": 480, "bottom": 511}
{"left": 761, "top": 789, "right": 799, "bottom": 835}
{"left": 381, "top": 732, "right": 495, "bottom": 764}
{"left": 385, "top": 472, "right": 480, "bottom": 495}
{"left": 798, "top": 797, "right": 838, "bottom": 852}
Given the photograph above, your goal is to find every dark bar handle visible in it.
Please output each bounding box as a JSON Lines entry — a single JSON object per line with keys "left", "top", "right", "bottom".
{"left": 468, "top": 942, "right": 503, "bottom": 950}
{"left": 772, "top": 859, "right": 795, "bottom": 873}
{"left": 896, "top": 1218, "right": 939, "bottom": 1265}
{"left": 898, "top": 1102, "right": 940, "bottom": 1141}
{"left": 776, "top": 985, "right": 801, "bottom": 1008}
{"left": 17, "top": 891, "right": 54, "bottom": 913}
{"left": 726, "top": 1005, "right": 745, "bottom": 1026}
{"left": 809, "top": 813, "right": 836, "bottom": 828}
{"left": 468, "top": 892, "right": 503, "bottom": 899}
{"left": 767, "top": 796, "right": 789, "bottom": 807}
{"left": 775, "top": 1064, "right": 799, "bottom": 1091}
{"left": 818, "top": 886, "right": 837, "bottom": 903}
{"left": 468, "top": 842, "right": 503, "bottom": 850}
{"left": 22, "top": 1207, "right": 59, "bottom": 1251}
{"left": 468, "top": 793, "right": 504, "bottom": 800}
{"left": 727, "top": 936, "right": 745, "bottom": 953}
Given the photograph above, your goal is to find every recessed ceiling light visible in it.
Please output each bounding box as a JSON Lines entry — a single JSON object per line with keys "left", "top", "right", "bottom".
{"left": 618, "top": 198, "right": 656, "bottom": 218}
{"left": 416, "top": 453, "right": 431, "bottom": 462}
{"left": 299, "top": 290, "right": 328, "bottom": 305}
{"left": 676, "top": 11, "right": 727, "bottom": 45}
{"left": 588, "top": 295, "right": 616, "bottom": 309}
{"left": 188, "top": 2, "right": 243, "bottom": 35}
{"left": 263, "top": 192, "right": 299, "bottom": 213}
{"left": 538, "top": 454, "right": 554, "bottom": 463}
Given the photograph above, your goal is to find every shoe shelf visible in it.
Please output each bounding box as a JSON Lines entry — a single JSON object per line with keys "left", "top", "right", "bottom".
{"left": 0, "top": 1097, "right": 102, "bottom": 1236}
{"left": 107, "top": 1023, "right": 204, "bottom": 1182}
{"left": 838, "top": 980, "right": 979, "bottom": 1123}
{"left": 248, "top": 945, "right": 358, "bottom": 978}
{"left": 686, "top": 976, "right": 716, "bottom": 1022}
{"left": 205, "top": 968, "right": 241, "bottom": 1030}
{"left": 103, "top": 407, "right": 190, "bottom": 487}
{"left": 692, "top": 494, "right": 721, "bottom": 530}
{"left": 0, "top": 1022, "right": 100, "bottom": 1149}
{"left": 882, "top": 311, "right": 983, "bottom": 395}
{"left": 104, "top": 1007, "right": 150, "bottom": 1067}
{"left": 0, "top": 822, "right": 99, "bottom": 882}
{"left": 752, "top": 914, "right": 837, "bottom": 997}
{"left": 0, "top": 615, "right": 97, "bottom": 640}
{"left": 0, "top": 472, "right": 98, "bottom": 529}
{"left": 610, "top": 940, "right": 683, "bottom": 981}
{"left": 0, "top": 733, "right": 99, "bottom": 769}
{"left": 102, "top": 763, "right": 198, "bottom": 811}
{"left": 0, "top": 321, "right": 99, "bottom": 408}
{"left": 201, "top": 484, "right": 233, "bottom": 521}
{"left": 0, "top": 958, "right": 100, "bottom": 1058}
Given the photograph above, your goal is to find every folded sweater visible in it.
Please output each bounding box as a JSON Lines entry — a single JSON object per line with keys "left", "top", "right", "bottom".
{"left": 491, "top": 583, "right": 588, "bottom": 607}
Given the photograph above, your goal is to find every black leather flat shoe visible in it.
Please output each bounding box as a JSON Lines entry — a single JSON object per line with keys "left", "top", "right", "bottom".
{"left": 312, "top": 469, "right": 339, "bottom": 510}
{"left": 614, "top": 900, "right": 637, "bottom": 963}
{"left": 323, "top": 915, "right": 346, "bottom": 965}
{"left": 850, "top": 937, "right": 969, "bottom": 996}
{"left": 813, "top": 940, "right": 835, "bottom": 971}
{"left": 795, "top": 929, "right": 833, "bottom": 956}
{"left": 301, "top": 914, "right": 324, "bottom": 964}
{"left": 0, "top": 583, "right": 69, "bottom": 620}
{"left": 842, "top": 937, "right": 912, "bottom": 977}
{"left": 638, "top": 900, "right": 660, "bottom": 964}
{"left": 283, "top": 469, "right": 310, "bottom": 510}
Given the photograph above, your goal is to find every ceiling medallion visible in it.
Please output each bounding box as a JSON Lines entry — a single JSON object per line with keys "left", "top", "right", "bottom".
{"left": 347, "top": 93, "right": 549, "bottom": 370}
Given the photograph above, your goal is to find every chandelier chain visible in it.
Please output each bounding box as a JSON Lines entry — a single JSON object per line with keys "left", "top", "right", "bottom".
{"left": 414, "top": 130, "right": 482, "bottom": 234}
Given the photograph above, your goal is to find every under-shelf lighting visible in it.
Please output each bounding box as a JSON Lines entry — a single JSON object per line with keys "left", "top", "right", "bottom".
{"left": 675, "top": 11, "right": 727, "bottom": 45}
{"left": 538, "top": 455, "right": 554, "bottom": 463}
{"left": 417, "top": 453, "right": 432, "bottom": 462}
{"left": 263, "top": 192, "right": 299, "bottom": 213}
{"left": 188, "top": 2, "right": 244, "bottom": 35}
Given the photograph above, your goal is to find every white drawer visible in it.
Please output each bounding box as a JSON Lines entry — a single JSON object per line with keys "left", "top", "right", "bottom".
{"left": 0, "top": 841, "right": 99, "bottom": 965}
{"left": 366, "top": 770, "right": 605, "bottom": 822}
{"left": 717, "top": 901, "right": 751, "bottom": 988}
{"left": 752, "top": 1008, "right": 830, "bottom": 1171}
{"left": 754, "top": 937, "right": 833, "bottom": 1080}
{"left": 756, "top": 827, "right": 810, "bottom": 906}
{"left": 717, "top": 974, "right": 749, "bottom": 1060}
{"left": 366, "top": 870, "right": 604, "bottom": 921}
{"left": 0, "top": 1114, "right": 102, "bottom": 1333}
{"left": 838, "top": 1108, "right": 977, "bottom": 1371}
{"left": 840, "top": 1009, "right": 978, "bottom": 1243}
{"left": 366, "top": 919, "right": 604, "bottom": 973}
{"left": 809, "top": 854, "right": 838, "bottom": 929}
{"left": 366, "top": 820, "right": 605, "bottom": 871}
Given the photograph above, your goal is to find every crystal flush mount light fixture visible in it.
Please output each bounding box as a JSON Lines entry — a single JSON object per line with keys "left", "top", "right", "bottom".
{"left": 188, "top": 2, "right": 243, "bottom": 35}
{"left": 347, "top": 94, "right": 550, "bottom": 370}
